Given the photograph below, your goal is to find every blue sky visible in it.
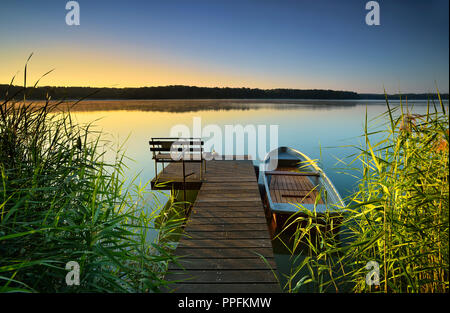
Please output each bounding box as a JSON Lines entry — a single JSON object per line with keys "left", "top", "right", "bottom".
{"left": 0, "top": 0, "right": 448, "bottom": 93}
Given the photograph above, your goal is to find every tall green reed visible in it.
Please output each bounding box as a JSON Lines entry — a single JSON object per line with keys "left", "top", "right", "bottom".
{"left": 0, "top": 61, "right": 184, "bottom": 292}
{"left": 285, "top": 96, "right": 448, "bottom": 293}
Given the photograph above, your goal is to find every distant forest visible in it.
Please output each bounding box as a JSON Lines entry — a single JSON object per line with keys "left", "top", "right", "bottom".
{"left": 1, "top": 84, "right": 448, "bottom": 101}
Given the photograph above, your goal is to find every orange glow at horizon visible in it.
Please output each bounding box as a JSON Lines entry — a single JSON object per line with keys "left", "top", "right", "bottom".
{"left": 0, "top": 46, "right": 326, "bottom": 90}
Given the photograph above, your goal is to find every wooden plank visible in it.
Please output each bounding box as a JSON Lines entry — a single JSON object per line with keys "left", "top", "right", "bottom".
{"left": 198, "top": 189, "right": 259, "bottom": 194}
{"left": 201, "top": 183, "right": 257, "bottom": 189}
{"left": 195, "top": 198, "right": 262, "bottom": 202}
{"left": 166, "top": 283, "right": 281, "bottom": 293}
{"left": 205, "top": 177, "right": 255, "bottom": 179}
{"left": 280, "top": 175, "right": 287, "bottom": 190}
{"left": 299, "top": 176, "right": 315, "bottom": 191}
{"left": 194, "top": 201, "right": 263, "bottom": 207}
{"left": 183, "top": 230, "right": 271, "bottom": 239}
{"left": 273, "top": 176, "right": 280, "bottom": 189}
{"left": 265, "top": 170, "right": 320, "bottom": 177}
{"left": 189, "top": 211, "right": 266, "bottom": 218}
{"left": 190, "top": 206, "right": 264, "bottom": 213}
{"left": 196, "top": 192, "right": 261, "bottom": 198}
{"left": 287, "top": 175, "right": 297, "bottom": 190}
{"left": 182, "top": 224, "right": 269, "bottom": 232}
{"left": 292, "top": 175, "right": 303, "bottom": 191}
{"left": 169, "top": 258, "right": 276, "bottom": 270}
{"left": 186, "top": 217, "right": 267, "bottom": 225}
{"left": 190, "top": 201, "right": 263, "bottom": 210}
{"left": 165, "top": 270, "right": 277, "bottom": 283}
{"left": 177, "top": 239, "right": 273, "bottom": 249}
{"left": 151, "top": 181, "right": 202, "bottom": 190}
{"left": 282, "top": 175, "right": 289, "bottom": 190}
{"left": 270, "top": 189, "right": 282, "bottom": 203}
{"left": 297, "top": 178, "right": 306, "bottom": 192}
{"left": 193, "top": 202, "right": 264, "bottom": 207}
{"left": 199, "top": 189, "right": 258, "bottom": 194}
{"left": 174, "top": 247, "right": 274, "bottom": 258}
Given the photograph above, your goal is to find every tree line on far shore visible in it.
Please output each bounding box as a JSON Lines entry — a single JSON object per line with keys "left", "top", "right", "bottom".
{"left": 1, "top": 84, "right": 448, "bottom": 101}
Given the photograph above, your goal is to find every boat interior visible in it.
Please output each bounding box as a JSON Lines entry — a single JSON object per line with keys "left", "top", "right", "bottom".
{"left": 268, "top": 166, "right": 323, "bottom": 205}
{"left": 263, "top": 147, "right": 329, "bottom": 214}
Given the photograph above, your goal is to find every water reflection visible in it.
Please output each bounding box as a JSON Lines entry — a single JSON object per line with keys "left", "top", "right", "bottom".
{"left": 46, "top": 99, "right": 385, "bottom": 113}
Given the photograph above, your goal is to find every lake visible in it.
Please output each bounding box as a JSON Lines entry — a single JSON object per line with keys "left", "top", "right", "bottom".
{"left": 68, "top": 99, "right": 447, "bottom": 290}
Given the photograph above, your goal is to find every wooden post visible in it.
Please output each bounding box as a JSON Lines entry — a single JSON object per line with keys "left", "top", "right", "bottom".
{"left": 200, "top": 144, "right": 203, "bottom": 180}
{"left": 182, "top": 157, "right": 187, "bottom": 212}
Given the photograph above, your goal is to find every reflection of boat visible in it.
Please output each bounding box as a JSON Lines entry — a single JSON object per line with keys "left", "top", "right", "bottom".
{"left": 261, "top": 147, "right": 345, "bottom": 233}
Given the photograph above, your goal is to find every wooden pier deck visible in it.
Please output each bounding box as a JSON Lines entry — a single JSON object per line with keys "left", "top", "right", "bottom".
{"left": 159, "top": 159, "right": 280, "bottom": 293}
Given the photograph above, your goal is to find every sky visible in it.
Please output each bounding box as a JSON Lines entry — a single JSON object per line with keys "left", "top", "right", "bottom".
{"left": 0, "top": 0, "right": 448, "bottom": 93}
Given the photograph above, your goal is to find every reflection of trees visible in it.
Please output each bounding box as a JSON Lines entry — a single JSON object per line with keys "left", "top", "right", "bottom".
{"left": 19, "top": 99, "right": 363, "bottom": 113}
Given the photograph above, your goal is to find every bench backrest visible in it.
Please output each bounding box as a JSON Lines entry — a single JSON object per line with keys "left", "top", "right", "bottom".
{"left": 149, "top": 137, "right": 204, "bottom": 162}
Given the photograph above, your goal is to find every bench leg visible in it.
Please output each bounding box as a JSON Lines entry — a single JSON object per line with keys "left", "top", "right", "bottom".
{"left": 183, "top": 160, "right": 187, "bottom": 211}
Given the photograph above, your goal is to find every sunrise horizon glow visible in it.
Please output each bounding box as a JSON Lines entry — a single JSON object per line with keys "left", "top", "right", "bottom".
{"left": 1, "top": 0, "right": 448, "bottom": 94}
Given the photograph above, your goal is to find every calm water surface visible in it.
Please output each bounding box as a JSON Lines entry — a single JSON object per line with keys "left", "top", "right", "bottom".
{"left": 70, "top": 99, "right": 447, "bottom": 290}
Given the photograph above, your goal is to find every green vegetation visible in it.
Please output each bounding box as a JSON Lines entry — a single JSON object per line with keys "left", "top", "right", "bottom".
{"left": 0, "top": 67, "right": 184, "bottom": 292}
{"left": 285, "top": 96, "right": 449, "bottom": 293}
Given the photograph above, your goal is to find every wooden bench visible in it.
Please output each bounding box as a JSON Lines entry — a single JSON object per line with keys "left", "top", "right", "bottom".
{"left": 149, "top": 137, "right": 205, "bottom": 209}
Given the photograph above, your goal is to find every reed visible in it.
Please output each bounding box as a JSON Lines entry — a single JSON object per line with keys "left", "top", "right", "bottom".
{"left": 285, "top": 95, "right": 449, "bottom": 293}
{"left": 0, "top": 63, "right": 184, "bottom": 292}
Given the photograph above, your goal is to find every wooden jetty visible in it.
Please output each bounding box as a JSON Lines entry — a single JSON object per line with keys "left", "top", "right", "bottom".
{"left": 153, "top": 158, "right": 281, "bottom": 293}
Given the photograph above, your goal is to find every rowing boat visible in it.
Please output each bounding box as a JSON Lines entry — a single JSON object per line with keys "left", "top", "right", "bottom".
{"left": 261, "top": 147, "right": 345, "bottom": 229}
